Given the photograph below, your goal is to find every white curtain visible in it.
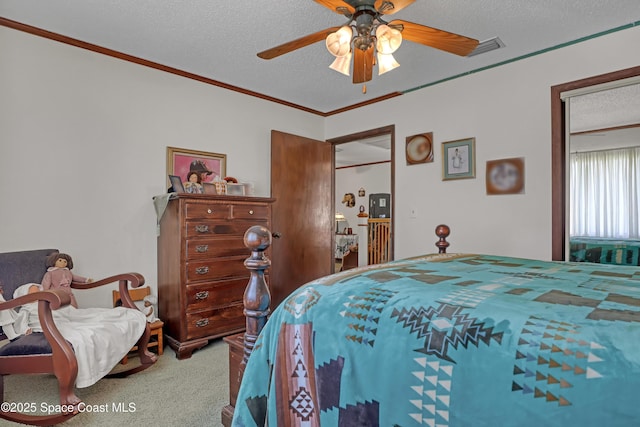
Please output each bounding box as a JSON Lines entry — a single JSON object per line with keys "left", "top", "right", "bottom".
{"left": 570, "top": 146, "right": 640, "bottom": 238}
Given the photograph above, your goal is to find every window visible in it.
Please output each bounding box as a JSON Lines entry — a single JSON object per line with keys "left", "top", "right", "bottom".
{"left": 570, "top": 147, "right": 640, "bottom": 238}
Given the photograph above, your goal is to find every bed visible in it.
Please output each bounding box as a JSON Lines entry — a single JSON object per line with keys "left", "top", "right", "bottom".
{"left": 228, "top": 225, "right": 640, "bottom": 426}
{"left": 570, "top": 236, "right": 640, "bottom": 265}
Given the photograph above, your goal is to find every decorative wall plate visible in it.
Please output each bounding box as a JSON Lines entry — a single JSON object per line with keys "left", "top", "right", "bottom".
{"left": 486, "top": 157, "right": 525, "bottom": 195}
{"left": 406, "top": 133, "right": 434, "bottom": 164}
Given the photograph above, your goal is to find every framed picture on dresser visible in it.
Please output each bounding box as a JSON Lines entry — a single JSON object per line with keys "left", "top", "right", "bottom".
{"left": 168, "top": 175, "right": 185, "bottom": 193}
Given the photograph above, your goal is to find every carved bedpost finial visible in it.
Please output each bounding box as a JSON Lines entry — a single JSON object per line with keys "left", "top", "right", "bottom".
{"left": 435, "top": 224, "right": 450, "bottom": 254}
{"left": 241, "top": 226, "right": 272, "bottom": 370}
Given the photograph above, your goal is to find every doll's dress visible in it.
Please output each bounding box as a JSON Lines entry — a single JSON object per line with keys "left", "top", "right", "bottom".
{"left": 184, "top": 182, "right": 203, "bottom": 194}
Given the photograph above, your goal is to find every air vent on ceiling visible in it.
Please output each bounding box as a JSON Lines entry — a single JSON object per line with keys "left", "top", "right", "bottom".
{"left": 467, "top": 37, "right": 505, "bottom": 57}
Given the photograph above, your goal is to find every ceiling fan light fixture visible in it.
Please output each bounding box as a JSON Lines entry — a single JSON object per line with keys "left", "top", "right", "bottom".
{"left": 377, "top": 52, "right": 399, "bottom": 75}
{"left": 329, "top": 50, "right": 352, "bottom": 76}
{"left": 375, "top": 24, "right": 402, "bottom": 54}
{"left": 258, "top": 1, "right": 480, "bottom": 90}
{"left": 326, "top": 26, "right": 353, "bottom": 57}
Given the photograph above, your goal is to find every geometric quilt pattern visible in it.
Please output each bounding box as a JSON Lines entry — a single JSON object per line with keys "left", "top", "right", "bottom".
{"left": 341, "top": 287, "right": 398, "bottom": 347}
{"left": 391, "top": 303, "right": 504, "bottom": 363}
{"left": 410, "top": 355, "right": 454, "bottom": 426}
{"left": 233, "top": 253, "right": 640, "bottom": 427}
{"left": 512, "top": 316, "right": 606, "bottom": 406}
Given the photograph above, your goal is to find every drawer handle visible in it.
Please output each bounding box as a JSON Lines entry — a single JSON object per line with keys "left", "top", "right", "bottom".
{"left": 195, "top": 318, "right": 209, "bottom": 328}
{"left": 195, "top": 266, "right": 210, "bottom": 275}
{"left": 248, "top": 210, "right": 254, "bottom": 215}
{"left": 195, "top": 225, "right": 209, "bottom": 233}
{"left": 195, "top": 291, "right": 209, "bottom": 300}
{"left": 207, "top": 209, "right": 213, "bottom": 214}
{"left": 195, "top": 245, "right": 209, "bottom": 253}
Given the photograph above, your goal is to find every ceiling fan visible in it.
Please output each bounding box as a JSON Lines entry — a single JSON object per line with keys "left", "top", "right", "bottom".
{"left": 257, "top": 0, "right": 479, "bottom": 86}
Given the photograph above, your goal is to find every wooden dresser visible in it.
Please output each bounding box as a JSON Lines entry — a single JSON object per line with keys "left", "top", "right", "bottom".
{"left": 157, "top": 194, "right": 274, "bottom": 359}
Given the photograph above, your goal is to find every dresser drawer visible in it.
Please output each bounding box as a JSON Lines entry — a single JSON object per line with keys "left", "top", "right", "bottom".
{"left": 186, "top": 237, "right": 249, "bottom": 259}
{"left": 185, "top": 220, "right": 268, "bottom": 238}
{"left": 186, "top": 257, "right": 248, "bottom": 282}
{"left": 186, "top": 303, "right": 245, "bottom": 340}
{"left": 231, "top": 204, "right": 270, "bottom": 220}
{"left": 185, "top": 277, "right": 248, "bottom": 311}
{"left": 185, "top": 202, "right": 231, "bottom": 220}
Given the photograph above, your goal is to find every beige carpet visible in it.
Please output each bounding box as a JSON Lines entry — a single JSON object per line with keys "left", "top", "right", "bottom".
{"left": 2, "top": 339, "right": 229, "bottom": 426}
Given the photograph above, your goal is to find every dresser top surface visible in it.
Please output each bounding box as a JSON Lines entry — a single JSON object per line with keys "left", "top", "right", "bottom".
{"left": 169, "top": 194, "right": 275, "bottom": 203}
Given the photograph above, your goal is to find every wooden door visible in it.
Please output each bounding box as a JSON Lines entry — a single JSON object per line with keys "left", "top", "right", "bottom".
{"left": 270, "top": 130, "right": 333, "bottom": 308}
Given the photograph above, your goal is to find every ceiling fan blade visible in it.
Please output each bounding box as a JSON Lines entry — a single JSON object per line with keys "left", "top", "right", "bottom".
{"left": 375, "top": 0, "right": 415, "bottom": 14}
{"left": 257, "top": 26, "right": 341, "bottom": 59}
{"left": 314, "top": 0, "right": 355, "bottom": 15}
{"left": 390, "top": 19, "right": 479, "bottom": 56}
{"left": 352, "top": 46, "right": 374, "bottom": 84}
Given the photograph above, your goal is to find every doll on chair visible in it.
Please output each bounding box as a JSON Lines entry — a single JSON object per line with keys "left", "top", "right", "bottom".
{"left": 41, "top": 253, "right": 92, "bottom": 308}
{"left": 0, "top": 283, "right": 32, "bottom": 341}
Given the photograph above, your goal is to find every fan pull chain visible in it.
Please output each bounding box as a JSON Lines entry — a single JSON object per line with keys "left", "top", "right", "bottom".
{"left": 362, "top": 84, "right": 367, "bottom": 94}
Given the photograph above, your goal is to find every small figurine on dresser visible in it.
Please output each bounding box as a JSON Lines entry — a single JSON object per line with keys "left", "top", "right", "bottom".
{"left": 183, "top": 171, "right": 203, "bottom": 194}
{"left": 41, "top": 252, "right": 92, "bottom": 308}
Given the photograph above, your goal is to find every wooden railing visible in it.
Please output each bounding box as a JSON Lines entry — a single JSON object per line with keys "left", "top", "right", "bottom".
{"left": 368, "top": 218, "right": 391, "bottom": 265}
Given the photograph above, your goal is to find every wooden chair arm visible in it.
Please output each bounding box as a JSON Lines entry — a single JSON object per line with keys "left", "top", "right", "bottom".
{"left": 0, "top": 288, "right": 79, "bottom": 424}
{"left": 71, "top": 272, "right": 145, "bottom": 309}
{"left": 0, "top": 288, "right": 72, "bottom": 311}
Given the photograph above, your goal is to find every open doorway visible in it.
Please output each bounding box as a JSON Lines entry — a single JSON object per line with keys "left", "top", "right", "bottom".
{"left": 329, "top": 125, "right": 395, "bottom": 272}
{"left": 551, "top": 66, "right": 640, "bottom": 260}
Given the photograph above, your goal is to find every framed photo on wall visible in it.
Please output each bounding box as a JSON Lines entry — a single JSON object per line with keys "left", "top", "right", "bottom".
{"left": 486, "top": 157, "right": 525, "bottom": 195}
{"left": 166, "top": 146, "right": 226, "bottom": 187}
{"left": 442, "top": 137, "right": 476, "bottom": 180}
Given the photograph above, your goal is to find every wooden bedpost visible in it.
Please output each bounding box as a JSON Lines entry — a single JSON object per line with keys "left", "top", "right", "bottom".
{"left": 435, "top": 224, "right": 450, "bottom": 253}
{"left": 241, "top": 225, "right": 272, "bottom": 369}
{"left": 221, "top": 226, "right": 273, "bottom": 426}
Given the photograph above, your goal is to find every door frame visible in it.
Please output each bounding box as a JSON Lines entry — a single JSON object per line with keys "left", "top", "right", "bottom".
{"left": 551, "top": 65, "right": 640, "bottom": 260}
{"left": 328, "top": 125, "right": 395, "bottom": 266}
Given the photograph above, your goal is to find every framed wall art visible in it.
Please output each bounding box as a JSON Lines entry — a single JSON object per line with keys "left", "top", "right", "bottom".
{"left": 442, "top": 137, "right": 475, "bottom": 180}
{"left": 406, "top": 132, "right": 434, "bottom": 165}
{"left": 486, "top": 157, "right": 525, "bottom": 195}
{"left": 166, "top": 146, "right": 226, "bottom": 186}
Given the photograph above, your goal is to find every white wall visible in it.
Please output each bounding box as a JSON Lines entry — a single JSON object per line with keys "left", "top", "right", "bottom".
{"left": 0, "top": 27, "right": 324, "bottom": 307}
{"left": 2, "top": 24, "right": 639, "bottom": 306}
{"left": 325, "top": 25, "right": 640, "bottom": 261}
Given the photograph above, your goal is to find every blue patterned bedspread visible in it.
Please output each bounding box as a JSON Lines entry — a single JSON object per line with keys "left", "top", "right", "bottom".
{"left": 570, "top": 237, "right": 640, "bottom": 265}
{"left": 232, "top": 254, "right": 640, "bottom": 427}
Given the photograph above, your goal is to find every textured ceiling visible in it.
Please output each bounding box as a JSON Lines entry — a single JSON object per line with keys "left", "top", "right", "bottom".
{"left": 1, "top": 0, "right": 639, "bottom": 114}
{"left": 571, "top": 83, "right": 640, "bottom": 132}
{"left": 571, "top": 83, "right": 640, "bottom": 152}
